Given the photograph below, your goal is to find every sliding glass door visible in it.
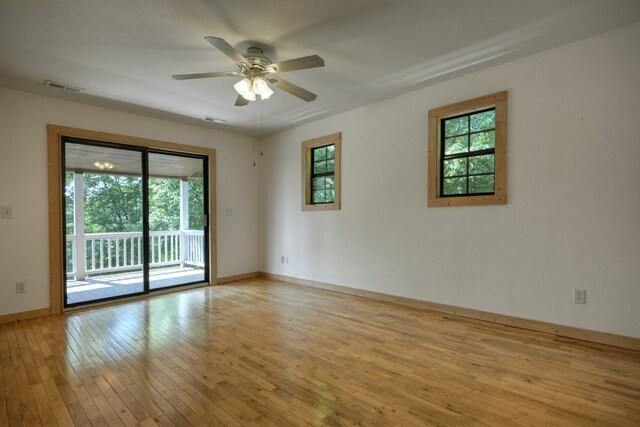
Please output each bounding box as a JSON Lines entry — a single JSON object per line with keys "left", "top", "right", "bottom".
{"left": 64, "top": 142, "right": 145, "bottom": 304}
{"left": 148, "top": 152, "right": 206, "bottom": 290}
{"left": 62, "top": 139, "right": 208, "bottom": 307}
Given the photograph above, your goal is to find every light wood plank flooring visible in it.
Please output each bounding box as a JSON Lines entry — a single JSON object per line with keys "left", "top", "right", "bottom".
{"left": 1, "top": 278, "right": 639, "bottom": 426}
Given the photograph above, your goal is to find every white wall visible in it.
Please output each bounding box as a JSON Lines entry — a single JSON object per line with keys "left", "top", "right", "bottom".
{"left": 0, "top": 87, "right": 259, "bottom": 315}
{"left": 259, "top": 23, "right": 640, "bottom": 338}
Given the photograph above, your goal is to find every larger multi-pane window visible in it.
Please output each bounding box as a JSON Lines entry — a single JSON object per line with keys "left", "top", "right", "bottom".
{"left": 441, "top": 108, "right": 496, "bottom": 196}
{"left": 428, "top": 91, "right": 507, "bottom": 207}
{"left": 302, "top": 132, "right": 341, "bottom": 211}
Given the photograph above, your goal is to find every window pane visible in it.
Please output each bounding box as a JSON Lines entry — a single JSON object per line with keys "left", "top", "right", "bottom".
{"left": 444, "top": 116, "right": 468, "bottom": 137}
{"left": 326, "top": 158, "right": 335, "bottom": 172}
{"left": 470, "top": 130, "right": 495, "bottom": 151}
{"left": 326, "top": 144, "right": 335, "bottom": 160}
{"left": 469, "top": 175, "right": 495, "bottom": 193}
{"left": 314, "top": 160, "right": 326, "bottom": 174}
{"left": 325, "top": 190, "right": 335, "bottom": 203}
{"left": 470, "top": 110, "right": 495, "bottom": 132}
{"left": 469, "top": 154, "right": 495, "bottom": 174}
{"left": 313, "top": 147, "right": 326, "bottom": 161}
{"left": 444, "top": 136, "right": 468, "bottom": 155}
{"left": 313, "top": 191, "right": 325, "bottom": 203}
{"left": 443, "top": 158, "right": 467, "bottom": 177}
{"left": 312, "top": 177, "right": 325, "bottom": 190}
{"left": 443, "top": 177, "right": 467, "bottom": 195}
{"left": 64, "top": 172, "right": 75, "bottom": 235}
{"left": 324, "top": 176, "right": 334, "bottom": 189}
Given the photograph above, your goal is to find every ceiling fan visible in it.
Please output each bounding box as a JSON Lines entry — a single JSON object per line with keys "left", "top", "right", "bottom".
{"left": 172, "top": 36, "right": 325, "bottom": 107}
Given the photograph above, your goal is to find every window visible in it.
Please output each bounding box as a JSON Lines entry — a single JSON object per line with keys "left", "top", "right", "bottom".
{"left": 311, "top": 144, "right": 336, "bottom": 203}
{"left": 428, "top": 91, "right": 507, "bottom": 207}
{"left": 302, "top": 132, "right": 341, "bottom": 211}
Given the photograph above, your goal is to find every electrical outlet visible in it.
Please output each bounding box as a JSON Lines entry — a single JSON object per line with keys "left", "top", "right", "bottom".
{"left": 280, "top": 256, "right": 285, "bottom": 263}
{"left": 285, "top": 256, "right": 289, "bottom": 264}
{"left": 573, "top": 288, "right": 586, "bottom": 304}
{"left": 15, "top": 282, "right": 26, "bottom": 294}
{"left": 1, "top": 206, "right": 12, "bottom": 219}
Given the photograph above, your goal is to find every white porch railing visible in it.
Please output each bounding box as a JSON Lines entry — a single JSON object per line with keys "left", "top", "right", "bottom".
{"left": 66, "top": 230, "right": 205, "bottom": 278}
{"left": 182, "top": 230, "right": 205, "bottom": 268}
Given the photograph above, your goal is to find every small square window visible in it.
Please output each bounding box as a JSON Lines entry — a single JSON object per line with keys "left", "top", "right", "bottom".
{"left": 428, "top": 92, "right": 507, "bottom": 207}
{"left": 302, "top": 133, "right": 341, "bottom": 211}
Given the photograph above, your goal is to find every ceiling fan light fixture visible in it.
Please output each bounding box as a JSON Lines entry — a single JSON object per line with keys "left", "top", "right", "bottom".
{"left": 94, "top": 161, "right": 114, "bottom": 170}
{"left": 252, "top": 76, "right": 268, "bottom": 93}
{"left": 234, "top": 76, "right": 257, "bottom": 101}
{"left": 242, "top": 91, "right": 256, "bottom": 101}
{"left": 233, "top": 77, "right": 252, "bottom": 96}
{"left": 234, "top": 75, "right": 274, "bottom": 101}
{"left": 259, "top": 85, "right": 274, "bottom": 100}
{"left": 173, "top": 37, "right": 324, "bottom": 107}
{"left": 252, "top": 76, "right": 274, "bottom": 100}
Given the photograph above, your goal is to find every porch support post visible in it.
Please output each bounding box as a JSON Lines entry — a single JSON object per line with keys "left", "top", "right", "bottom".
{"left": 74, "top": 173, "right": 86, "bottom": 280}
{"left": 179, "top": 180, "right": 189, "bottom": 267}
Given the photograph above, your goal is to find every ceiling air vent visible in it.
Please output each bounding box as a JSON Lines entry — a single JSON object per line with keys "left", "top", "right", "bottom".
{"left": 203, "top": 116, "right": 226, "bottom": 123}
{"left": 44, "top": 80, "right": 85, "bottom": 93}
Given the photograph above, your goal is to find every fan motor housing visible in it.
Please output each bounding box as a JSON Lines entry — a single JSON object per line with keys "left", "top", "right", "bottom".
{"left": 241, "top": 47, "right": 272, "bottom": 74}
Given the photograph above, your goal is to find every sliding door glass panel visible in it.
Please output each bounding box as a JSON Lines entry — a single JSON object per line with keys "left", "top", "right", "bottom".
{"left": 64, "top": 142, "right": 145, "bottom": 305}
{"left": 148, "top": 152, "right": 206, "bottom": 290}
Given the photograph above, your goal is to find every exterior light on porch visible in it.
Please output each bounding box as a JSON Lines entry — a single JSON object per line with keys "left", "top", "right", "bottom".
{"left": 94, "top": 161, "right": 114, "bottom": 170}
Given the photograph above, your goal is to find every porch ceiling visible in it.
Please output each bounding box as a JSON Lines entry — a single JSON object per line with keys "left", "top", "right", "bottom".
{"left": 65, "top": 143, "right": 204, "bottom": 179}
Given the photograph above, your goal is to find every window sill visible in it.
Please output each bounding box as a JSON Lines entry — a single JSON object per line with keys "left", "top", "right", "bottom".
{"left": 428, "top": 194, "right": 505, "bottom": 207}
{"left": 302, "top": 201, "right": 340, "bottom": 211}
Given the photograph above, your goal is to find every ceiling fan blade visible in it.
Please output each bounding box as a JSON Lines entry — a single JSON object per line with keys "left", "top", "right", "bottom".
{"left": 234, "top": 95, "right": 249, "bottom": 107}
{"left": 269, "top": 55, "right": 325, "bottom": 73}
{"left": 204, "top": 36, "right": 248, "bottom": 65}
{"left": 172, "top": 71, "right": 240, "bottom": 80}
{"left": 268, "top": 77, "right": 317, "bottom": 102}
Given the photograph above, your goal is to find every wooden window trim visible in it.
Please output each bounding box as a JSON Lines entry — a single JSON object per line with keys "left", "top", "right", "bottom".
{"left": 47, "top": 124, "right": 217, "bottom": 314}
{"left": 301, "top": 132, "right": 341, "bottom": 211}
{"left": 428, "top": 91, "right": 507, "bottom": 207}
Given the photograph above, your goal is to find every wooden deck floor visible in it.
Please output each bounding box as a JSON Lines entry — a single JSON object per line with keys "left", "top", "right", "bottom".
{"left": 66, "top": 267, "right": 205, "bottom": 305}
{"left": 1, "top": 278, "right": 639, "bottom": 426}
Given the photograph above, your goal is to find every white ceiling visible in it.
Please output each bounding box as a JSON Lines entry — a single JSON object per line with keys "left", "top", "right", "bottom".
{"left": 1, "top": 0, "right": 639, "bottom": 137}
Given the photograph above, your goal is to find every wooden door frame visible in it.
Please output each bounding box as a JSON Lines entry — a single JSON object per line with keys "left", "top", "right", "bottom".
{"left": 47, "top": 125, "right": 217, "bottom": 314}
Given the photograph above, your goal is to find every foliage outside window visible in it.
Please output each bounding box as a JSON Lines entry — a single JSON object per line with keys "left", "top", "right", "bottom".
{"left": 311, "top": 144, "right": 336, "bottom": 204}
{"left": 428, "top": 91, "right": 507, "bottom": 207}
{"left": 63, "top": 171, "right": 205, "bottom": 275}
{"left": 302, "top": 132, "right": 341, "bottom": 211}
{"left": 64, "top": 173, "right": 204, "bottom": 233}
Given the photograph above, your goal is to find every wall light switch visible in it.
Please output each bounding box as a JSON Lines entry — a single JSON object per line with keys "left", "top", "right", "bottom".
{"left": 1, "top": 206, "right": 12, "bottom": 219}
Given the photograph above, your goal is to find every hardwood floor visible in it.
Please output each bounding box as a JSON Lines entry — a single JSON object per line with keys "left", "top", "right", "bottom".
{"left": 1, "top": 278, "right": 639, "bottom": 426}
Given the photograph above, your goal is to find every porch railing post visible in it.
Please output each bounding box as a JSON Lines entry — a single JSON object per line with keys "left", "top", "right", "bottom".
{"left": 179, "top": 180, "right": 189, "bottom": 267}
{"left": 74, "top": 173, "right": 86, "bottom": 280}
